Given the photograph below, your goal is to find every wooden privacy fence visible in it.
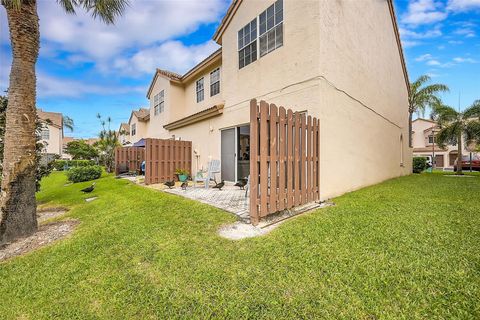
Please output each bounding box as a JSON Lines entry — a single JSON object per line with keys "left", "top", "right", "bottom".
{"left": 115, "top": 146, "right": 145, "bottom": 174}
{"left": 249, "top": 99, "right": 320, "bottom": 225}
{"left": 145, "top": 138, "right": 192, "bottom": 185}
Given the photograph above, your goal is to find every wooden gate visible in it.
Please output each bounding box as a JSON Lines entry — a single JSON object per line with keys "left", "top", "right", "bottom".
{"left": 249, "top": 99, "right": 320, "bottom": 224}
{"left": 115, "top": 146, "right": 145, "bottom": 174}
{"left": 145, "top": 138, "right": 192, "bottom": 185}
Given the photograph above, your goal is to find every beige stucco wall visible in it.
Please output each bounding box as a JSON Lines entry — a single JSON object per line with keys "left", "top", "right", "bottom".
{"left": 139, "top": 0, "right": 411, "bottom": 200}
{"left": 147, "top": 76, "right": 174, "bottom": 139}
{"left": 41, "top": 123, "right": 63, "bottom": 156}
{"left": 129, "top": 116, "right": 149, "bottom": 143}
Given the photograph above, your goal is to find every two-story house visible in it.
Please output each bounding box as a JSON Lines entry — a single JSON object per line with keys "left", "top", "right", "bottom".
{"left": 127, "top": 108, "right": 150, "bottom": 143}
{"left": 412, "top": 118, "right": 478, "bottom": 169}
{"left": 37, "top": 109, "right": 64, "bottom": 160}
{"left": 125, "top": 0, "right": 411, "bottom": 199}
{"left": 118, "top": 123, "right": 131, "bottom": 146}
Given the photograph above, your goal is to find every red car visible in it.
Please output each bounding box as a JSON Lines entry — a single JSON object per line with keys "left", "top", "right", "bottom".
{"left": 454, "top": 154, "right": 480, "bottom": 171}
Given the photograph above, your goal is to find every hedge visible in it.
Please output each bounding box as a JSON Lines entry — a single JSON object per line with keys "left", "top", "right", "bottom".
{"left": 413, "top": 157, "right": 428, "bottom": 173}
{"left": 66, "top": 165, "right": 102, "bottom": 183}
{"left": 53, "top": 159, "right": 95, "bottom": 171}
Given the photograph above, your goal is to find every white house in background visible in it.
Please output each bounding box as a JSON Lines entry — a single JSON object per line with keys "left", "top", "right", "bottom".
{"left": 412, "top": 118, "right": 478, "bottom": 169}
{"left": 37, "top": 109, "right": 63, "bottom": 159}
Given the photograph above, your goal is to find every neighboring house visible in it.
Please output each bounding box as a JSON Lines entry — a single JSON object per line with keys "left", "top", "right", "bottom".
{"left": 37, "top": 109, "right": 63, "bottom": 159}
{"left": 62, "top": 136, "right": 74, "bottom": 160}
{"left": 127, "top": 108, "right": 150, "bottom": 143}
{"left": 123, "top": 0, "right": 411, "bottom": 199}
{"left": 118, "top": 123, "right": 131, "bottom": 145}
{"left": 412, "top": 118, "right": 477, "bottom": 169}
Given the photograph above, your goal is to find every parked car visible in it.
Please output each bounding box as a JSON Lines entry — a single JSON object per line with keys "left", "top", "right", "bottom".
{"left": 454, "top": 154, "right": 480, "bottom": 171}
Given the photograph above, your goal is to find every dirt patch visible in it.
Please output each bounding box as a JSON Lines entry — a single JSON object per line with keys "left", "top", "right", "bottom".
{"left": 37, "top": 207, "right": 69, "bottom": 223}
{"left": 0, "top": 220, "right": 79, "bottom": 262}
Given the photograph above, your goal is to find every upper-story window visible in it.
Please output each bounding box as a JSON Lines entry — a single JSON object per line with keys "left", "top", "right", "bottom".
{"left": 238, "top": 18, "right": 257, "bottom": 69}
{"left": 428, "top": 135, "right": 436, "bottom": 144}
{"left": 210, "top": 68, "right": 220, "bottom": 96}
{"left": 131, "top": 123, "right": 136, "bottom": 136}
{"left": 259, "top": 0, "right": 283, "bottom": 57}
{"left": 40, "top": 127, "right": 50, "bottom": 140}
{"left": 196, "top": 78, "right": 204, "bottom": 102}
{"left": 154, "top": 90, "right": 165, "bottom": 116}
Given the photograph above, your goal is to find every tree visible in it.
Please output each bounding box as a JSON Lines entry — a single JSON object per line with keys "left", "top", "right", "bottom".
{"left": 94, "top": 114, "right": 121, "bottom": 173}
{"left": 63, "top": 115, "right": 74, "bottom": 132}
{"left": 65, "top": 140, "right": 99, "bottom": 160}
{"left": 432, "top": 100, "right": 480, "bottom": 175}
{"left": 409, "top": 75, "right": 449, "bottom": 147}
{"left": 0, "top": 0, "right": 128, "bottom": 245}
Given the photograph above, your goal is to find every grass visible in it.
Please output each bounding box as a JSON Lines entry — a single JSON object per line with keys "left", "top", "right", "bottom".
{"left": 1, "top": 172, "right": 479, "bottom": 319}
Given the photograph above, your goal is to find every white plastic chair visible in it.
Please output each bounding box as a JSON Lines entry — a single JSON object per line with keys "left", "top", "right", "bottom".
{"left": 194, "top": 160, "right": 221, "bottom": 189}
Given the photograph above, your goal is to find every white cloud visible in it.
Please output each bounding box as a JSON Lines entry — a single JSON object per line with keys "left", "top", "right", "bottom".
{"left": 401, "top": 0, "right": 448, "bottom": 26}
{"left": 112, "top": 40, "right": 220, "bottom": 76}
{"left": 37, "top": 73, "right": 144, "bottom": 98}
{"left": 453, "top": 57, "right": 477, "bottom": 63}
{"left": 415, "top": 53, "right": 434, "bottom": 61}
{"left": 447, "top": 0, "right": 480, "bottom": 12}
{"left": 427, "top": 59, "right": 441, "bottom": 65}
{"left": 448, "top": 40, "right": 464, "bottom": 44}
{"left": 399, "top": 26, "right": 443, "bottom": 39}
{"left": 402, "top": 40, "right": 422, "bottom": 48}
{"left": 454, "top": 27, "right": 476, "bottom": 37}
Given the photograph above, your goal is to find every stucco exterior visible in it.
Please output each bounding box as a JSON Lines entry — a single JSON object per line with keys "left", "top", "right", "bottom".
{"left": 121, "top": 0, "right": 411, "bottom": 200}
{"left": 37, "top": 109, "right": 63, "bottom": 157}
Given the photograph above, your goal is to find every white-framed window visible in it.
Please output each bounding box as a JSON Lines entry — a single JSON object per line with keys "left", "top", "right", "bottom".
{"left": 259, "top": 0, "right": 283, "bottom": 57}
{"left": 154, "top": 90, "right": 165, "bottom": 116}
{"left": 40, "top": 127, "right": 50, "bottom": 140}
{"left": 210, "top": 68, "right": 220, "bottom": 96}
{"left": 238, "top": 18, "right": 257, "bottom": 69}
{"left": 196, "top": 78, "right": 204, "bottom": 102}
{"left": 131, "top": 123, "right": 136, "bottom": 136}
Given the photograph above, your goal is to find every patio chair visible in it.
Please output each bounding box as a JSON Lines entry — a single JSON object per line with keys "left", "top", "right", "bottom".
{"left": 194, "top": 160, "right": 220, "bottom": 189}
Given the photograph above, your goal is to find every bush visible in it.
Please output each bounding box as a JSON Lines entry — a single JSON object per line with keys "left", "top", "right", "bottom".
{"left": 53, "top": 159, "right": 95, "bottom": 171}
{"left": 413, "top": 157, "right": 428, "bottom": 173}
{"left": 66, "top": 165, "right": 102, "bottom": 183}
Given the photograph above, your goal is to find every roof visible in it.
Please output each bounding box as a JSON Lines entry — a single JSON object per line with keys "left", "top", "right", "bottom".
{"left": 146, "top": 48, "right": 222, "bottom": 99}
{"left": 85, "top": 138, "right": 99, "bottom": 145}
{"left": 413, "top": 118, "right": 437, "bottom": 123}
{"left": 212, "top": 0, "right": 410, "bottom": 96}
{"left": 119, "top": 122, "right": 130, "bottom": 134}
{"left": 37, "top": 109, "right": 62, "bottom": 128}
{"left": 63, "top": 136, "right": 74, "bottom": 145}
{"left": 129, "top": 108, "right": 150, "bottom": 123}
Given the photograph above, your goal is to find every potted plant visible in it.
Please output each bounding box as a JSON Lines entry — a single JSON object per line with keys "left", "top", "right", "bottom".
{"left": 175, "top": 168, "right": 189, "bottom": 182}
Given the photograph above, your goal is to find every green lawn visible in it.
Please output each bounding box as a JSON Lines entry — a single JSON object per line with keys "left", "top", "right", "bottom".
{"left": 1, "top": 172, "right": 479, "bottom": 319}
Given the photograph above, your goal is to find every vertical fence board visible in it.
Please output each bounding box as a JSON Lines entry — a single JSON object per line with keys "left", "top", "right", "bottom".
{"left": 249, "top": 100, "right": 320, "bottom": 225}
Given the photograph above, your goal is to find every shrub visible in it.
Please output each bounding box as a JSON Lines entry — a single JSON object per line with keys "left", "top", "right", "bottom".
{"left": 53, "top": 159, "right": 95, "bottom": 171}
{"left": 413, "top": 157, "right": 428, "bottom": 173}
{"left": 66, "top": 165, "right": 102, "bottom": 183}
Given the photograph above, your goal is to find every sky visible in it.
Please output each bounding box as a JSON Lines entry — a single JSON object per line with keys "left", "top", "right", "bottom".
{"left": 0, "top": 0, "right": 479, "bottom": 139}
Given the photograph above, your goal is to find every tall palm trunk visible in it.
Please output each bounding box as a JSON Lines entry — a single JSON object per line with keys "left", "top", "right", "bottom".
{"left": 0, "top": 0, "right": 40, "bottom": 245}
{"left": 408, "top": 111, "right": 413, "bottom": 148}
{"left": 457, "top": 131, "right": 463, "bottom": 175}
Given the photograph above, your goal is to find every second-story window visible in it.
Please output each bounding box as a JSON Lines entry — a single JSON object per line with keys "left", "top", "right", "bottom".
{"left": 428, "top": 135, "right": 436, "bottom": 144}
{"left": 259, "top": 0, "right": 283, "bottom": 57}
{"left": 196, "top": 78, "right": 204, "bottom": 102}
{"left": 131, "top": 123, "right": 136, "bottom": 136}
{"left": 210, "top": 68, "right": 220, "bottom": 96}
{"left": 238, "top": 18, "right": 257, "bottom": 69}
{"left": 40, "top": 127, "right": 50, "bottom": 140}
{"left": 154, "top": 90, "right": 165, "bottom": 116}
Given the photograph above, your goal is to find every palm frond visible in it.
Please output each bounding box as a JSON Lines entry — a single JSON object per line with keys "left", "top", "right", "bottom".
{"left": 436, "top": 123, "right": 460, "bottom": 149}
{"left": 463, "top": 100, "right": 480, "bottom": 119}
{"left": 431, "top": 102, "right": 458, "bottom": 125}
{"left": 464, "top": 120, "right": 480, "bottom": 146}
{"left": 57, "top": 0, "right": 129, "bottom": 24}
{"left": 63, "top": 115, "right": 74, "bottom": 132}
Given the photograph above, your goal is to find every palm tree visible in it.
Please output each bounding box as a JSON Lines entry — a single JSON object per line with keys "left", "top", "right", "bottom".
{"left": 432, "top": 100, "right": 480, "bottom": 175}
{"left": 409, "top": 75, "right": 449, "bottom": 147}
{"left": 0, "top": 0, "right": 128, "bottom": 245}
{"left": 95, "top": 114, "right": 120, "bottom": 173}
{"left": 63, "top": 115, "right": 74, "bottom": 132}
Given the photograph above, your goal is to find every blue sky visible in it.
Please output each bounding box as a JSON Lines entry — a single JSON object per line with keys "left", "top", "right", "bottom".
{"left": 0, "top": 0, "right": 479, "bottom": 138}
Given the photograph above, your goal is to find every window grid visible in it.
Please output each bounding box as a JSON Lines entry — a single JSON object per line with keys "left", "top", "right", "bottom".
{"left": 131, "top": 123, "right": 136, "bottom": 136}
{"left": 196, "top": 78, "right": 204, "bottom": 102}
{"left": 41, "top": 127, "right": 50, "bottom": 140}
{"left": 259, "top": 0, "right": 283, "bottom": 57}
{"left": 238, "top": 18, "right": 257, "bottom": 69}
{"left": 154, "top": 90, "right": 165, "bottom": 116}
{"left": 210, "top": 68, "right": 220, "bottom": 96}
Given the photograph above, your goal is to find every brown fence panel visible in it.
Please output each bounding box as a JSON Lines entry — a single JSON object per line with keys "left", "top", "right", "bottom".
{"left": 249, "top": 99, "right": 320, "bottom": 224}
{"left": 115, "top": 146, "right": 145, "bottom": 175}
{"left": 144, "top": 138, "right": 192, "bottom": 185}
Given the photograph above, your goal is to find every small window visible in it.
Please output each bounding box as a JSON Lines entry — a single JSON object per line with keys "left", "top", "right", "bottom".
{"left": 259, "top": 0, "right": 283, "bottom": 57}
{"left": 41, "top": 127, "right": 50, "bottom": 140}
{"left": 428, "top": 135, "right": 436, "bottom": 144}
{"left": 238, "top": 18, "right": 257, "bottom": 69}
{"left": 210, "top": 68, "right": 220, "bottom": 96}
{"left": 154, "top": 90, "right": 165, "bottom": 116}
{"left": 196, "top": 78, "right": 204, "bottom": 102}
{"left": 131, "top": 123, "right": 136, "bottom": 136}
